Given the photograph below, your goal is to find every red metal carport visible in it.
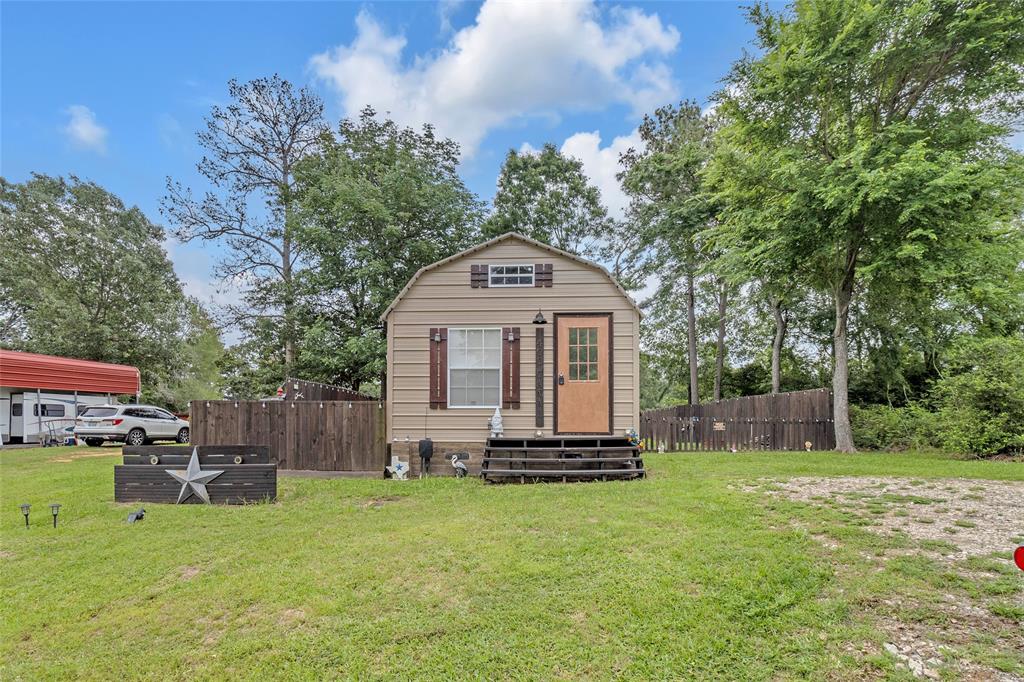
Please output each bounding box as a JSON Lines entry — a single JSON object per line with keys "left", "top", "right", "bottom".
{"left": 0, "top": 350, "right": 140, "bottom": 394}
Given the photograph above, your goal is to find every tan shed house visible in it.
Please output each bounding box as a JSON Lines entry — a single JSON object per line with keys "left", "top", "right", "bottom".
{"left": 381, "top": 232, "right": 642, "bottom": 478}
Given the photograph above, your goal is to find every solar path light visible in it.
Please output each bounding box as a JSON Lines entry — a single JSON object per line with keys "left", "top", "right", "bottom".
{"left": 50, "top": 503, "right": 61, "bottom": 528}
{"left": 20, "top": 503, "right": 30, "bottom": 528}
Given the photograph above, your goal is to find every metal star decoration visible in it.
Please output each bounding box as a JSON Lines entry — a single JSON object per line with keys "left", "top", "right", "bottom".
{"left": 165, "top": 447, "right": 224, "bottom": 504}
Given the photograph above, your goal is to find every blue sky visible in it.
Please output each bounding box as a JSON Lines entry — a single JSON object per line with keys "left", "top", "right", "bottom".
{"left": 2, "top": 0, "right": 763, "bottom": 316}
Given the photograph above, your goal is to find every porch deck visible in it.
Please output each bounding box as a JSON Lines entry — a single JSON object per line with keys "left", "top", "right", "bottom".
{"left": 481, "top": 436, "right": 645, "bottom": 483}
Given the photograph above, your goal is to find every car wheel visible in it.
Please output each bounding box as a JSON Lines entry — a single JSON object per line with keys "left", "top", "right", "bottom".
{"left": 126, "top": 428, "right": 146, "bottom": 447}
{"left": 85, "top": 438, "right": 104, "bottom": 447}
{"left": 177, "top": 427, "right": 190, "bottom": 444}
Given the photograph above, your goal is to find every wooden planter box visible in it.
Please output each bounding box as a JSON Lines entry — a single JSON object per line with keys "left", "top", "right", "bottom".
{"left": 114, "top": 445, "right": 276, "bottom": 504}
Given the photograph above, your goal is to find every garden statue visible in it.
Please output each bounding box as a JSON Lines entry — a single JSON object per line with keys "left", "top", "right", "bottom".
{"left": 489, "top": 407, "right": 503, "bottom": 438}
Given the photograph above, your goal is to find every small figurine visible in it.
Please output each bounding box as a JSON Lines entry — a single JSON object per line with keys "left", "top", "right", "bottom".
{"left": 489, "top": 407, "right": 504, "bottom": 438}
{"left": 386, "top": 456, "right": 409, "bottom": 480}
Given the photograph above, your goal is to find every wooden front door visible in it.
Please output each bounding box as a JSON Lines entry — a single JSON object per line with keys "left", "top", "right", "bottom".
{"left": 555, "top": 314, "right": 612, "bottom": 434}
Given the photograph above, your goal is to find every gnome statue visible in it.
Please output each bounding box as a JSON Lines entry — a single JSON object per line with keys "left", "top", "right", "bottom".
{"left": 489, "top": 407, "right": 504, "bottom": 438}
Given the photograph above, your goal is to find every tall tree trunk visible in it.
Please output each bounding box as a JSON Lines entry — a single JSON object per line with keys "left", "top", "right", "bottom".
{"left": 713, "top": 278, "right": 727, "bottom": 401}
{"left": 282, "top": 225, "right": 294, "bottom": 380}
{"left": 771, "top": 297, "right": 787, "bottom": 394}
{"left": 686, "top": 271, "right": 699, "bottom": 405}
{"left": 832, "top": 265, "right": 856, "bottom": 452}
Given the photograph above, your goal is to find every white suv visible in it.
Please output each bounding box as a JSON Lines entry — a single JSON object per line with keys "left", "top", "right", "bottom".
{"left": 75, "top": 404, "right": 190, "bottom": 447}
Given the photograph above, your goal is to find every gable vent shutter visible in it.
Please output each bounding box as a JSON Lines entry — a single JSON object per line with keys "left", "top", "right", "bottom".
{"left": 535, "top": 263, "right": 553, "bottom": 287}
{"left": 502, "top": 327, "right": 521, "bottom": 409}
{"left": 429, "top": 327, "right": 448, "bottom": 409}
{"left": 470, "top": 264, "right": 490, "bottom": 288}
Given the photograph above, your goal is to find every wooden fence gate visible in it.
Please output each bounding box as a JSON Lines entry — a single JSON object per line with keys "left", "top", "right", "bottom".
{"left": 190, "top": 400, "right": 387, "bottom": 472}
{"left": 639, "top": 388, "right": 835, "bottom": 452}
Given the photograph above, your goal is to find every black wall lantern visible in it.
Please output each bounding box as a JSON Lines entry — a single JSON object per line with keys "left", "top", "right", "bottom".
{"left": 532, "top": 310, "right": 547, "bottom": 325}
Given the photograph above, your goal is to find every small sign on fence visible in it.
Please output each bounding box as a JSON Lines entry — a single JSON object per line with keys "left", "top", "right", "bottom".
{"left": 713, "top": 421, "right": 726, "bottom": 431}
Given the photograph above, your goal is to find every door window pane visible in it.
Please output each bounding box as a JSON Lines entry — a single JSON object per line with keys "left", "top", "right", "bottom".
{"left": 567, "top": 326, "right": 599, "bottom": 382}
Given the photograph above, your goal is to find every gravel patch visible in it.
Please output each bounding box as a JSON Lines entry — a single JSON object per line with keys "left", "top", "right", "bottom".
{"left": 758, "top": 477, "right": 1023, "bottom": 560}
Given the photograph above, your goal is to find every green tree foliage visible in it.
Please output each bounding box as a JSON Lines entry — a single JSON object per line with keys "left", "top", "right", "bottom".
{"left": 485, "top": 143, "right": 610, "bottom": 256}
{"left": 293, "top": 107, "right": 483, "bottom": 390}
{"left": 0, "top": 174, "right": 221, "bottom": 405}
{"left": 148, "top": 303, "right": 226, "bottom": 410}
{"left": 932, "top": 335, "right": 1024, "bottom": 456}
{"left": 710, "top": 0, "right": 1024, "bottom": 450}
{"left": 620, "top": 101, "right": 719, "bottom": 404}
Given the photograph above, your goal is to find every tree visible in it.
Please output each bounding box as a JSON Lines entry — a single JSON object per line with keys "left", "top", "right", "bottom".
{"left": 485, "top": 143, "right": 610, "bottom": 257}
{"left": 162, "top": 75, "right": 327, "bottom": 379}
{"left": 619, "top": 102, "right": 717, "bottom": 404}
{"left": 711, "top": 0, "right": 1024, "bottom": 450}
{"left": 293, "top": 107, "right": 483, "bottom": 390}
{"left": 0, "top": 174, "right": 192, "bottom": 399}
{"left": 148, "top": 303, "right": 227, "bottom": 410}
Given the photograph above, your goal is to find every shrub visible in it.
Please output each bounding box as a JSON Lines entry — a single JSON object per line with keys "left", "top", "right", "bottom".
{"left": 931, "top": 336, "right": 1024, "bottom": 457}
{"left": 850, "top": 403, "right": 940, "bottom": 451}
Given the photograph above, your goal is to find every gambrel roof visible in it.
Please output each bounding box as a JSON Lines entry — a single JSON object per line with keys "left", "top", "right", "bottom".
{"left": 380, "top": 232, "right": 641, "bottom": 321}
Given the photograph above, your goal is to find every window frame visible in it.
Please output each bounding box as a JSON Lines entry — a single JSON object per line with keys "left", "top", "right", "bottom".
{"left": 488, "top": 264, "right": 534, "bottom": 287}
{"left": 446, "top": 326, "right": 503, "bottom": 409}
{"left": 33, "top": 403, "right": 67, "bottom": 417}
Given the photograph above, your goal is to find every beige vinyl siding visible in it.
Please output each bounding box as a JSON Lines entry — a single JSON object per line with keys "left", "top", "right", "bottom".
{"left": 385, "top": 238, "right": 640, "bottom": 443}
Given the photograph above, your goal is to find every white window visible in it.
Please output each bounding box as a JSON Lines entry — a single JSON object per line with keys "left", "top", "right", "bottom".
{"left": 448, "top": 328, "right": 501, "bottom": 407}
{"left": 489, "top": 264, "right": 534, "bottom": 287}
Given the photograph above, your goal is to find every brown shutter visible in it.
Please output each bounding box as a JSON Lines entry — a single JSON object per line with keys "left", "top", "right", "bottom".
{"left": 502, "top": 327, "right": 521, "bottom": 409}
{"left": 429, "top": 327, "right": 448, "bottom": 409}
{"left": 535, "top": 263, "right": 553, "bottom": 287}
{"left": 470, "top": 264, "right": 490, "bottom": 288}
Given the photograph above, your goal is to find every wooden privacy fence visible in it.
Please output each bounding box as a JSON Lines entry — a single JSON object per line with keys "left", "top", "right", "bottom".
{"left": 190, "top": 400, "right": 386, "bottom": 472}
{"left": 640, "top": 388, "right": 835, "bottom": 452}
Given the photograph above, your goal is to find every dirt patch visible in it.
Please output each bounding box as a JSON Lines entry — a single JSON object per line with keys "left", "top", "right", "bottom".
{"left": 279, "top": 608, "right": 306, "bottom": 625}
{"left": 0, "top": 550, "right": 14, "bottom": 560}
{"left": 748, "top": 476, "right": 1024, "bottom": 680}
{"left": 50, "top": 450, "right": 121, "bottom": 463}
{"left": 360, "top": 496, "right": 401, "bottom": 509}
{"left": 757, "top": 477, "right": 1023, "bottom": 560}
{"left": 179, "top": 566, "right": 201, "bottom": 580}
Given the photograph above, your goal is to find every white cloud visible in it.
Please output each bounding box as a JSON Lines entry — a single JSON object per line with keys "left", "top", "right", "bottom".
{"left": 157, "top": 113, "right": 186, "bottom": 150}
{"left": 62, "top": 105, "right": 108, "bottom": 152}
{"left": 310, "top": 1, "right": 679, "bottom": 155}
{"left": 559, "top": 128, "right": 641, "bottom": 220}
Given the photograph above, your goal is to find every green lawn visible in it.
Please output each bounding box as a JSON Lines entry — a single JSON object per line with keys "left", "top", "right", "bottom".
{"left": 2, "top": 446, "right": 1021, "bottom": 680}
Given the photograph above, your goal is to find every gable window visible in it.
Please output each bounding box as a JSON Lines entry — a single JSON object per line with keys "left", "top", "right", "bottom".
{"left": 489, "top": 264, "right": 534, "bottom": 287}
{"left": 448, "top": 328, "right": 501, "bottom": 407}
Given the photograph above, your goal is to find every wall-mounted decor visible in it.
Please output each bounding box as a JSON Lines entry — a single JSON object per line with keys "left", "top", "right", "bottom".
{"left": 114, "top": 445, "right": 276, "bottom": 504}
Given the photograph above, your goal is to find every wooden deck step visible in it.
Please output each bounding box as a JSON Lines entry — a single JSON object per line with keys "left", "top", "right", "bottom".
{"left": 483, "top": 456, "right": 642, "bottom": 463}
{"left": 482, "top": 436, "right": 645, "bottom": 484}
{"left": 482, "top": 468, "right": 643, "bottom": 477}
{"left": 484, "top": 446, "right": 638, "bottom": 453}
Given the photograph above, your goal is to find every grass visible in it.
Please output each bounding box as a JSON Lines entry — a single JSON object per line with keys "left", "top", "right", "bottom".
{"left": 1, "top": 446, "right": 1022, "bottom": 680}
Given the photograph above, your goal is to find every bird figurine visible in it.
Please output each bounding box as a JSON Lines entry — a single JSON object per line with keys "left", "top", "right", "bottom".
{"left": 127, "top": 507, "right": 146, "bottom": 524}
{"left": 450, "top": 454, "right": 469, "bottom": 478}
